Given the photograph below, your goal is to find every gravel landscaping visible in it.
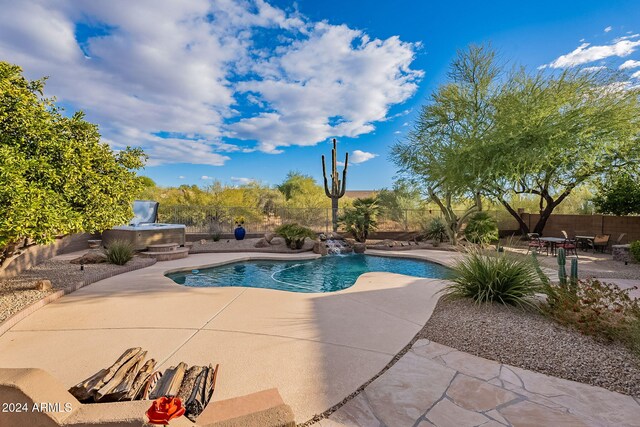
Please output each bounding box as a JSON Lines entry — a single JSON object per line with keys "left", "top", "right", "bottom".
{"left": 0, "top": 255, "right": 154, "bottom": 324}
{"left": 421, "top": 298, "right": 640, "bottom": 397}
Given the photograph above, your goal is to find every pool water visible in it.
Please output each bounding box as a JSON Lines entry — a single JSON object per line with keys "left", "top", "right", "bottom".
{"left": 166, "top": 254, "right": 450, "bottom": 293}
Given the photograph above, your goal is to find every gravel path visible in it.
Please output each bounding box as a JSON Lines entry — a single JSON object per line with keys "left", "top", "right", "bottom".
{"left": 0, "top": 256, "right": 153, "bottom": 324}
{"left": 421, "top": 298, "right": 640, "bottom": 397}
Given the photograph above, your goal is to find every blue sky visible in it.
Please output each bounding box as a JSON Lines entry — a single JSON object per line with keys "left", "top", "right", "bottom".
{"left": 1, "top": 0, "right": 639, "bottom": 189}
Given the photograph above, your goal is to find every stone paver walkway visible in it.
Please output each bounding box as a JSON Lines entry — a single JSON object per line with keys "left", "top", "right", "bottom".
{"left": 320, "top": 340, "right": 640, "bottom": 427}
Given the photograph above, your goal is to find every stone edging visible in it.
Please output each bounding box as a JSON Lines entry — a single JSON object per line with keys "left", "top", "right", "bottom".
{"left": 0, "top": 258, "right": 157, "bottom": 337}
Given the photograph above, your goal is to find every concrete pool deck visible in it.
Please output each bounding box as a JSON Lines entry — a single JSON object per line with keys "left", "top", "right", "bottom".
{"left": 0, "top": 250, "right": 454, "bottom": 422}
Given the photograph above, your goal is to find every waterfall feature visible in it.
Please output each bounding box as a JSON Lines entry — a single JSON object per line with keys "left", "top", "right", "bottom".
{"left": 324, "top": 239, "right": 353, "bottom": 255}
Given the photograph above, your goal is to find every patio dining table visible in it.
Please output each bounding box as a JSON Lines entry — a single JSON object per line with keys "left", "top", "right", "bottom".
{"left": 575, "top": 235, "right": 595, "bottom": 251}
{"left": 539, "top": 237, "right": 567, "bottom": 256}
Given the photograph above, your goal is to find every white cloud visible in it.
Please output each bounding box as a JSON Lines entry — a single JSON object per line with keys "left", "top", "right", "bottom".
{"left": 229, "top": 22, "right": 422, "bottom": 152}
{"left": 394, "top": 130, "right": 401, "bottom": 134}
{"left": 178, "top": 175, "right": 185, "bottom": 179}
{"left": 201, "top": 175, "right": 214, "bottom": 180}
{"left": 0, "top": 1, "right": 422, "bottom": 163}
{"left": 350, "top": 150, "right": 377, "bottom": 164}
{"left": 581, "top": 66, "right": 606, "bottom": 72}
{"left": 632, "top": 70, "right": 640, "bottom": 79}
{"left": 544, "top": 39, "right": 640, "bottom": 68}
{"left": 620, "top": 59, "right": 640, "bottom": 69}
{"left": 230, "top": 176, "right": 255, "bottom": 185}
{"left": 604, "top": 26, "right": 612, "bottom": 33}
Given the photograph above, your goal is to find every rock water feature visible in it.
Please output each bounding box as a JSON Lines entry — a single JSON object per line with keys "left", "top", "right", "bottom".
{"left": 313, "top": 233, "right": 355, "bottom": 255}
{"left": 325, "top": 239, "right": 353, "bottom": 254}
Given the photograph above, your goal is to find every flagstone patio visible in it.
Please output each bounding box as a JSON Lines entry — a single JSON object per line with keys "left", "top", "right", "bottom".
{"left": 320, "top": 340, "right": 640, "bottom": 427}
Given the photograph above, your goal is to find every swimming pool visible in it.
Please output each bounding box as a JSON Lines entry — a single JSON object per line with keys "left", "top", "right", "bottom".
{"left": 166, "top": 254, "right": 450, "bottom": 293}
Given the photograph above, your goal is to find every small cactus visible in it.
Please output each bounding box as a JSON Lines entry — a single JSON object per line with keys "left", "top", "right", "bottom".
{"left": 557, "top": 248, "right": 567, "bottom": 286}
{"left": 570, "top": 257, "right": 578, "bottom": 286}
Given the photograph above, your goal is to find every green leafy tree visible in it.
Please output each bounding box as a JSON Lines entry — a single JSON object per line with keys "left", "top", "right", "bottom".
{"left": 0, "top": 62, "right": 146, "bottom": 263}
{"left": 485, "top": 66, "right": 640, "bottom": 234}
{"left": 593, "top": 173, "right": 640, "bottom": 216}
{"left": 376, "top": 182, "right": 424, "bottom": 228}
{"left": 394, "top": 45, "right": 640, "bottom": 236}
{"left": 391, "top": 45, "right": 497, "bottom": 243}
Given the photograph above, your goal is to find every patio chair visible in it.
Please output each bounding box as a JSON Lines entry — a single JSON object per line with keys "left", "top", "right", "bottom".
{"left": 557, "top": 238, "right": 578, "bottom": 257}
{"left": 615, "top": 233, "right": 627, "bottom": 245}
{"left": 588, "top": 234, "right": 610, "bottom": 253}
{"left": 526, "top": 233, "right": 548, "bottom": 256}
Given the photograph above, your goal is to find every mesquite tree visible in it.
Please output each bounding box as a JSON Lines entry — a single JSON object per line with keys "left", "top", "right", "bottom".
{"left": 393, "top": 45, "right": 640, "bottom": 236}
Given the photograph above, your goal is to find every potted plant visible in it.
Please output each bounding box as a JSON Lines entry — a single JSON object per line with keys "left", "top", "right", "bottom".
{"left": 234, "top": 216, "right": 246, "bottom": 240}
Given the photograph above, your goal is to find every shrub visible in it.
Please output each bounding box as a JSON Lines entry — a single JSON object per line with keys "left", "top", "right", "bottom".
{"left": 464, "top": 211, "right": 499, "bottom": 245}
{"left": 0, "top": 63, "right": 146, "bottom": 265}
{"left": 208, "top": 222, "right": 221, "bottom": 242}
{"left": 275, "top": 223, "right": 316, "bottom": 249}
{"left": 105, "top": 240, "right": 134, "bottom": 265}
{"left": 630, "top": 240, "right": 640, "bottom": 263}
{"left": 421, "top": 217, "right": 447, "bottom": 244}
{"left": 543, "top": 279, "right": 640, "bottom": 354}
{"left": 445, "top": 250, "right": 544, "bottom": 307}
{"left": 339, "top": 197, "right": 379, "bottom": 243}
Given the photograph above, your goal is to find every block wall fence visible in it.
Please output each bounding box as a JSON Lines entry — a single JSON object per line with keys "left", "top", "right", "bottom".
{"left": 518, "top": 213, "right": 640, "bottom": 243}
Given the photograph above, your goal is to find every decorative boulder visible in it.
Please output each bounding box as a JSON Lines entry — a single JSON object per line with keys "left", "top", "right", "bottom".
{"left": 327, "top": 232, "right": 345, "bottom": 240}
{"left": 35, "top": 279, "right": 52, "bottom": 291}
{"left": 381, "top": 239, "right": 396, "bottom": 247}
{"left": 264, "top": 232, "right": 276, "bottom": 244}
{"left": 318, "top": 233, "right": 327, "bottom": 241}
{"left": 199, "top": 239, "right": 207, "bottom": 244}
{"left": 254, "top": 238, "right": 270, "bottom": 248}
{"left": 353, "top": 243, "right": 366, "bottom": 253}
{"left": 313, "top": 240, "right": 329, "bottom": 256}
{"left": 70, "top": 250, "right": 107, "bottom": 264}
{"left": 270, "top": 237, "right": 285, "bottom": 246}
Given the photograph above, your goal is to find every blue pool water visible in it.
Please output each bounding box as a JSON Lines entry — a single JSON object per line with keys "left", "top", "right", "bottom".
{"left": 166, "top": 254, "right": 450, "bottom": 293}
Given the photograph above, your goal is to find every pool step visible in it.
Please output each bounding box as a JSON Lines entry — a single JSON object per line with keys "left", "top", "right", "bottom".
{"left": 139, "top": 248, "right": 189, "bottom": 261}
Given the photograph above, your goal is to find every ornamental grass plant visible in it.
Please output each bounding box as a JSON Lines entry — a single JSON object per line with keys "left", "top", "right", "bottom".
{"left": 444, "top": 248, "right": 544, "bottom": 308}
{"left": 105, "top": 240, "right": 134, "bottom": 265}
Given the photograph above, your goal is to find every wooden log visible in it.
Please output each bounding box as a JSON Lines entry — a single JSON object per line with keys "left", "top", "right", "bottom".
{"left": 95, "top": 350, "right": 147, "bottom": 402}
{"left": 96, "top": 351, "right": 147, "bottom": 402}
{"left": 68, "top": 347, "right": 142, "bottom": 401}
{"left": 184, "top": 369, "right": 207, "bottom": 421}
{"left": 184, "top": 364, "right": 218, "bottom": 421}
{"left": 176, "top": 366, "right": 204, "bottom": 402}
{"left": 139, "top": 370, "right": 162, "bottom": 400}
{"left": 166, "top": 362, "right": 187, "bottom": 397}
{"left": 122, "top": 359, "right": 156, "bottom": 401}
{"left": 149, "top": 362, "right": 187, "bottom": 399}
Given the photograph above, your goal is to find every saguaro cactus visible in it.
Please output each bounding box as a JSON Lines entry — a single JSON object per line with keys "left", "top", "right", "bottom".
{"left": 322, "top": 138, "right": 349, "bottom": 232}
